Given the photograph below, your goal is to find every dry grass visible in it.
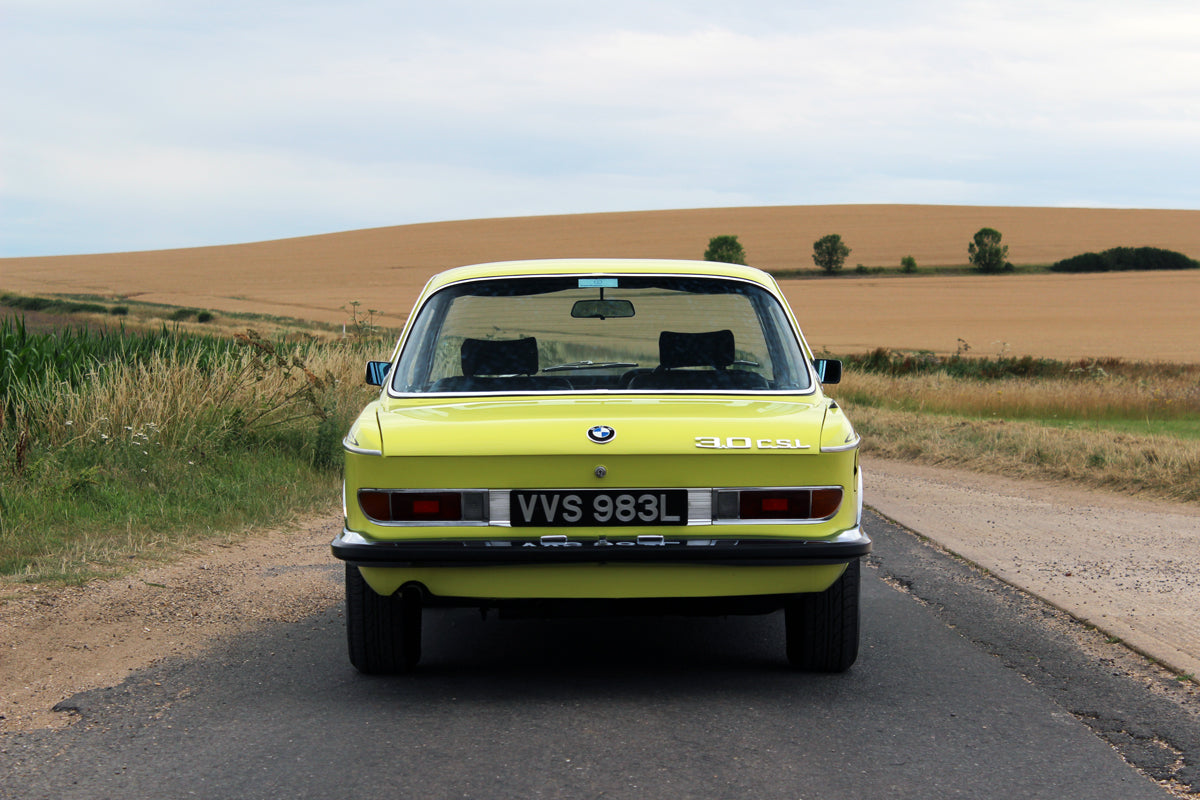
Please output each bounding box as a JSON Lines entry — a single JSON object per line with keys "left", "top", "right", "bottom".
{"left": 833, "top": 367, "right": 1200, "bottom": 423}
{"left": 10, "top": 335, "right": 375, "bottom": 453}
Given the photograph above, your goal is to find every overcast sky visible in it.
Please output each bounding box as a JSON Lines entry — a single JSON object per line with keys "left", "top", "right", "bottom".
{"left": 3, "top": 0, "right": 1199, "bottom": 257}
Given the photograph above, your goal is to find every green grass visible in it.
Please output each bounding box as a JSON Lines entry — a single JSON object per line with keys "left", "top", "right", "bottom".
{"left": 1, "top": 447, "right": 340, "bottom": 582}
{"left": 1028, "top": 415, "right": 1200, "bottom": 440}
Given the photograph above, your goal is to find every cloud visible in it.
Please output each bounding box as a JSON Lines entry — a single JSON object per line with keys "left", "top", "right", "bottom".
{"left": 3, "top": 0, "right": 1200, "bottom": 255}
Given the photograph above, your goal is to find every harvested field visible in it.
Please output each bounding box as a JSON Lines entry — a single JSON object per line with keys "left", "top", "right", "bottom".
{"left": 3, "top": 204, "right": 1199, "bottom": 361}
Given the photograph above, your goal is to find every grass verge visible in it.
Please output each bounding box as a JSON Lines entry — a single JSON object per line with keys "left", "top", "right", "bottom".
{"left": 829, "top": 350, "right": 1200, "bottom": 503}
{"left": 1, "top": 317, "right": 389, "bottom": 585}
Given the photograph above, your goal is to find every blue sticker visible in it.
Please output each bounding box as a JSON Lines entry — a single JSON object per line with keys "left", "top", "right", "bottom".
{"left": 579, "top": 278, "right": 618, "bottom": 288}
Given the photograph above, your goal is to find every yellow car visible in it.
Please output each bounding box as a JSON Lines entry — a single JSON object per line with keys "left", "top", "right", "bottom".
{"left": 333, "top": 259, "right": 867, "bottom": 673}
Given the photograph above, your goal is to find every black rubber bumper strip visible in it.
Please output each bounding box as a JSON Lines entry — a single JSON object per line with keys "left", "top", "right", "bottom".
{"left": 331, "top": 528, "right": 871, "bottom": 568}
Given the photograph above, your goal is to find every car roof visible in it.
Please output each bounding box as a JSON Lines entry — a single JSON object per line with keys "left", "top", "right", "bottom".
{"left": 422, "top": 259, "right": 781, "bottom": 295}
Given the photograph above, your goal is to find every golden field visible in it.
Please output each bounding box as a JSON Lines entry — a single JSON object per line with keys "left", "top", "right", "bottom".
{"left": 3, "top": 204, "right": 1200, "bottom": 362}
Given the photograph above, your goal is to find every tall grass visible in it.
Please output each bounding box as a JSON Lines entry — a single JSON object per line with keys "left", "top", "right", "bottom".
{"left": 1, "top": 319, "right": 386, "bottom": 583}
{"left": 827, "top": 350, "right": 1200, "bottom": 502}
{"left": 833, "top": 369, "right": 1200, "bottom": 426}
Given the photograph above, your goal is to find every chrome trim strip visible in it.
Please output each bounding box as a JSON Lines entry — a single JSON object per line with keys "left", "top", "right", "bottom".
{"left": 342, "top": 435, "right": 382, "bottom": 457}
{"left": 820, "top": 433, "right": 862, "bottom": 453}
{"left": 688, "top": 489, "right": 712, "bottom": 526}
{"left": 489, "top": 490, "right": 511, "bottom": 527}
{"left": 856, "top": 466, "right": 864, "bottom": 527}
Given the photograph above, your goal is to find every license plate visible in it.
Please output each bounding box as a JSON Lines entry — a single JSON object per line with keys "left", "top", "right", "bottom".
{"left": 511, "top": 490, "right": 688, "bottom": 527}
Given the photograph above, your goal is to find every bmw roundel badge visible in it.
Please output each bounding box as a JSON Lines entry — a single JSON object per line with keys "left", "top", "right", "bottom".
{"left": 587, "top": 425, "right": 616, "bottom": 444}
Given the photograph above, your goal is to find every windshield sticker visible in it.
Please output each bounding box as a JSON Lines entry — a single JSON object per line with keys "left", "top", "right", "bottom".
{"left": 578, "top": 278, "right": 619, "bottom": 288}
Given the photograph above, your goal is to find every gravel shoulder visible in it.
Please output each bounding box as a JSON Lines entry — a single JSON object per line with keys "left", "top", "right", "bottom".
{"left": 3, "top": 459, "right": 1198, "bottom": 734}
{"left": 865, "top": 457, "right": 1200, "bottom": 681}
{"left": 0, "top": 516, "right": 344, "bottom": 732}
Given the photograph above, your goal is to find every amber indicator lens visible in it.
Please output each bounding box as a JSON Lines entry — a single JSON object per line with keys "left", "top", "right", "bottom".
{"left": 358, "top": 490, "right": 391, "bottom": 521}
{"left": 810, "top": 488, "right": 844, "bottom": 519}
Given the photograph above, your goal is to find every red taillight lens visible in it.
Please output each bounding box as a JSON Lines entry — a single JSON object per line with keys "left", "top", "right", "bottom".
{"left": 740, "top": 490, "right": 811, "bottom": 520}
{"left": 391, "top": 492, "right": 462, "bottom": 521}
{"left": 358, "top": 491, "right": 464, "bottom": 522}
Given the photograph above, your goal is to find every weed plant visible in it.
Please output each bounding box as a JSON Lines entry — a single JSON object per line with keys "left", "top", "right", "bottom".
{"left": 1, "top": 318, "right": 386, "bottom": 583}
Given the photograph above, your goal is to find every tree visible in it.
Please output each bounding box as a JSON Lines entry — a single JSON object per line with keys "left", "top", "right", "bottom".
{"left": 704, "top": 235, "right": 747, "bottom": 265}
{"left": 967, "top": 228, "right": 1012, "bottom": 273}
{"left": 900, "top": 255, "right": 918, "bottom": 274}
{"left": 813, "top": 234, "right": 850, "bottom": 273}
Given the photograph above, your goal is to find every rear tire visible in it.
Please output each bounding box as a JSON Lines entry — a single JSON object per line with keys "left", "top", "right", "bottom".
{"left": 345, "top": 564, "right": 422, "bottom": 674}
{"left": 785, "top": 559, "right": 860, "bottom": 672}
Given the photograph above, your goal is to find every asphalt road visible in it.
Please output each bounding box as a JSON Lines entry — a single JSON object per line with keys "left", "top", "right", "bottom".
{"left": 3, "top": 512, "right": 1196, "bottom": 799}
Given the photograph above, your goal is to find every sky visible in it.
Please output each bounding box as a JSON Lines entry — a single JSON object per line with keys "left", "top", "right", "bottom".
{"left": 3, "top": 0, "right": 1200, "bottom": 257}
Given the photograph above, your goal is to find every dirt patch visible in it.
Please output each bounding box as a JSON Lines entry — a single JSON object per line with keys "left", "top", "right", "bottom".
{"left": 0, "top": 515, "right": 343, "bottom": 732}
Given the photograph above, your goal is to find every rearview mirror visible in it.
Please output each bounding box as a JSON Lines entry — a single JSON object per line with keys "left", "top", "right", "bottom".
{"left": 571, "top": 299, "right": 635, "bottom": 319}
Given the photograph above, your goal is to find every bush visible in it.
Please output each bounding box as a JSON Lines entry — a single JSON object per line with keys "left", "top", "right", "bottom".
{"left": 1050, "top": 246, "right": 1199, "bottom": 273}
{"left": 704, "top": 235, "right": 747, "bottom": 265}
{"left": 838, "top": 346, "right": 1078, "bottom": 380}
{"left": 968, "top": 228, "right": 1012, "bottom": 273}
{"left": 901, "top": 255, "right": 918, "bottom": 273}
{"left": 813, "top": 234, "right": 850, "bottom": 273}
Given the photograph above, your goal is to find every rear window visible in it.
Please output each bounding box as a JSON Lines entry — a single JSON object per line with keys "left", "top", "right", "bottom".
{"left": 388, "top": 275, "right": 813, "bottom": 394}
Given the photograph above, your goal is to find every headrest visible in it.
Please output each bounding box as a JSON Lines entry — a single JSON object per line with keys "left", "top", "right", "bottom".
{"left": 460, "top": 337, "right": 539, "bottom": 376}
{"left": 659, "top": 329, "right": 735, "bottom": 369}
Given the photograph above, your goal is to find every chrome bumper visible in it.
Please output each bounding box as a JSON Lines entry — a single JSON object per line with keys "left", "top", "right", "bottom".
{"left": 331, "top": 527, "right": 871, "bottom": 568}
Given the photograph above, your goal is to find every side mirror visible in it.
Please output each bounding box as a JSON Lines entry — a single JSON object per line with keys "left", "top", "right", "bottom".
{"left": 814, "top": 358, "right": 842, "bottom": 384}
{"left": 365, "top": 361, "right": 391, "bottom": 386}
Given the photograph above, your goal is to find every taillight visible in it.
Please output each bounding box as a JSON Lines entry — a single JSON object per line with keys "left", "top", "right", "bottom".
{"left": 718, "top": 487, "right": 843, "bottom": 521}
{"left": 359, "top": 490, "right": 480, "bottom": 523}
